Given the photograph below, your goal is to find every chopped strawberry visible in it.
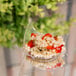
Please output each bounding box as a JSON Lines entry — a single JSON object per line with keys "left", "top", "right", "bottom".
{"left": 54, "top": 65, "right": 57, "bottom": 68}
{"left": 42, "top": 33, "right": 52, "bottom": 40}
{"left": 27, "top": 56, "right": 32, "bottom": 59}
{"left": 46, "top": 45, "right": 54, "bottom": 50}
{"left": 59, "top": 44, "right": 64, "bottom": 48}
{"left": 28, "top": 52, "right": 31, "bottom": 55}
{"left": 55, "top": 47, "right": 62, "bottom": 53}
{"left": 47, "top": 67, "right": 51, "bottom": 70}
{"left": 28, "top": 40, "right": 34, "bottom": 48}
{"left": 31, "top": 33, "right": 37, "bottom": 37}
{"left": 55, "top": 44, "right": 64, "bottom": 53}
{"left": 54, "top": 36, "right": 58, "bottom": 40}
{"left": 56, "top": 63, "right": 61, "bottom": 67}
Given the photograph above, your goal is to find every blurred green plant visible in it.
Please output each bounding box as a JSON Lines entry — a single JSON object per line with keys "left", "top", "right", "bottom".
{"left": 0, "top": 0, "right": 75, "bottom": 47}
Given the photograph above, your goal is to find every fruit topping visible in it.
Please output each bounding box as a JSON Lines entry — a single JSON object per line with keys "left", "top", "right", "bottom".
{"left": 42, "top": 33, "right": 52, "bottom": 40}
{"left": 28, "top": 40, "right": 34, "bottom": 48}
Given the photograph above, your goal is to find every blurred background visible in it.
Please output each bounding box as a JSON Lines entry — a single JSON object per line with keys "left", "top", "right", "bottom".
{"left": 0, "top": 0, "right": 76, "bottom": 76}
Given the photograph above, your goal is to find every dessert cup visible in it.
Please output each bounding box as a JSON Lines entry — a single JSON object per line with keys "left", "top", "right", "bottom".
{"left": 18, "top": 19, "right": 66, "bottom": 76}
{"left": 23, "top": 19, "right": 65, "bottom": 70}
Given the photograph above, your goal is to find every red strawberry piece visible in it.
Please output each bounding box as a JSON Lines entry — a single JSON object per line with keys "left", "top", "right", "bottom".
{"left": 54, "top": 65, "right": 57, "bottom": 68}
{"left": 42, "top": 33, "right": 52, "bottom": 40}
{"left": 55, "top": 44, "right": 64, "bottom": 53}
{"left": 28, "top": 52, "right": 31, "bottom": 55}
{"left": 31, "top": 33, "right": 37, "bottom": 37}
{"left": 59, "top": 44, "right": 64, "bottom": 48}
{"left": 27, "top": 56, "right": 32, "bottom": 59}
{"left": 55, "top": 47, "right": 62, "bottom": 53}
{"left": 46, "top": 45, "right": 54, "bottom": 50}
{"left": 28, "top": 40, "right": 34, "bottom": 48}
{"left": 56, "top": 63, "right": 61, "bottom": 67}
{"left": 54, "top": 36, "right": 58, "bottom": 40}
{"left": 47, "top": 67, "right": 51, "bottom": 70}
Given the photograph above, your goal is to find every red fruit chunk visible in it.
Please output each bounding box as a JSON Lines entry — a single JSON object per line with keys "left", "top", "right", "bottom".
{"left": 28, "top": 52, "right": 31, "bottom": 55}
{"left": 28, "top": 40, "right": 34, "bottom": 48}
{"left": 55, "top": 47, "right": 62, "bottom": 53}
{"left": 42, "top": 33, "right": 52, "bottom": 40}
{"left": 59, "top": 44, "right": 64, "bottom": 48}
{"left": 54, "top": 65, "right": 57, "bottom": 68}
{"left": 56, "top": 63, "right": 61, "bottom": 67}
{"left": 47, "top": 67, "right": 51, "bottom": 70}
{"left": 54, "top": 36, "right": 58, "bottom": 40}
{"left": 55, "top": 44, "right": 64, "bottom": 53}
{"left": 31, "top": 33, "right": 37, "bottom": 37}
{"left": 46, "top": 45, "right": 54, "bottom": 50}
{"left": 27, "top": 56, "right": 32, "bottom": 59}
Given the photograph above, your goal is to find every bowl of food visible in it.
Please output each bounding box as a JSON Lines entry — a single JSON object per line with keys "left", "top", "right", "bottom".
{"left": 24, "top": 33, "right": 66, "bottom": 70}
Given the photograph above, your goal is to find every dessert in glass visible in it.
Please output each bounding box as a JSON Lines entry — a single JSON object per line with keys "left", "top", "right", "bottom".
{"left": 24, "top": 33, "right": 66, "bottom": 70}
